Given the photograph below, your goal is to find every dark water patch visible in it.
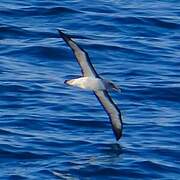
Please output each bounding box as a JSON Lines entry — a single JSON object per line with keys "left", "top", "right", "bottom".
{"left": 81, "top": 5, "right": 116, "bottom": 14}
{"left": 118, "top": 16, "right": 180, "bottom": 29}
{"left": 113, "top": 16, "right": 146, "bottom": 25}
{"left": 0, "top": 127, "right": 35, "bottom": 138}
{"left": 36, "top": 139, "right": 93, "bottom": 151}
{"left": 147, "top": 17, "right": 180, "bottom": 29}
{"left": 0, "top": 25, "right": 29, "bottom": 39}
{"left": 139, "top": 160, "right": 180, "bottom": 175}
{"left": 87, "top": 43, "right": 157, "bottom": 60}
{"left": 1, "top": 45, "right": 68, "bottom": 62}
{"left": 71, "top": 165, "right": 149, "bottom": 179}
{"left": 0, "top": 24, "right": 58, "bottom": 40}
{"left": 0, "top": 95, "right": 23, "bottom": 102}
{"left": 151, "top": 148, "right": 180, "bottom": 162}
{"left": 135, "top": 86, "right": 180, "bottom": 102}
{"left": 0, "top": 84, "right": 29, "bottom": 93}
{"left": 0, "top": 6, "right": 80, "bottom": 17}
{"left": 0, "top": 149, "right": 51, "bottom": 160}
{"left": 0, "top": 84, "right": 47, "bottom": 96}
{"left": 59, "top": 119, "right": 108, "bottom": 129}
{"left": 0, "top": 128, "right": 22, "bottom": 136}
{"left": 8, "top": 175, "right": 28, "bottom": 180}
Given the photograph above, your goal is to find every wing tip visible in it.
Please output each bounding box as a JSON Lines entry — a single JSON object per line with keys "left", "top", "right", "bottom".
{"left": 115, "top": 130, "right": 123, "bottom": 141}
{"left": 57, "top": 29, "right": 70, "bottom": 42}
{"left": 57, "top": 29, "right": 64, "bottom": 36}
{"left": 113, "top": 122, "right": 123, "bottom": 141}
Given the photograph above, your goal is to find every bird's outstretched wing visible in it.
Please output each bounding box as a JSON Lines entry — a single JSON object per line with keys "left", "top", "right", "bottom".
{"left": 94, "top": 91, "right": 123, "bottom": 140}
{"left": 58, "top": 30, "right": 99, "bottom": 78}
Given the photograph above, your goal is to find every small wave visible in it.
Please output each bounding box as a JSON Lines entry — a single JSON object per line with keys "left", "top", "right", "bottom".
{"left": 114, "top": 16, "right": 145, "bottom": 25}
{"left": 59, "top": 119, "right": 108, "bottom": 128}
{"left": 87, "top": 42, "right": 155, "bottom": 59}
{"left": 112, "top": 16, "right": 180, "bottom": 29}
{"left": 139, "top": 160, "right": 180, "bottom": 174}
{"left": 137, "top": 86, "right": 180, "bottom": 102}
{"left": 81, "top": 6, "right": 116, "bottom": 14}
{"left": 151, "top": 148, "right": 180, "bottom": 163}
{"left": 0, "top": 83, "right": 46, "bottom": 97}
{"left": 0, "top": 24, "right": 30, "bottom": 39}
{"left": 52, "top": 170, "right": 75, "bottom": 180}
{"left": 40, "top": 6, "right": 81, "bottom": 15}
{"left": 0, "top": 6, "right": 80, "bottom": 17}
{"left": 0, "top": 24, "right": 57, "bottom": 40}
{"left": 146, "top": 17, "right": 180, "bottom": 29}
{"left": 0, "top": 84, "right": 29, "bottom": 93}
{"left": 1, "top": 45, "right": 66, "bottom": 61}
{"left": 0, "top": 128, "right": 17, "bottom": 135}
{"left": 8, "top": 175, "right": 27, "bottom": 180}
{"left": 0, "top": 149, "right": 50, "bottom": 160}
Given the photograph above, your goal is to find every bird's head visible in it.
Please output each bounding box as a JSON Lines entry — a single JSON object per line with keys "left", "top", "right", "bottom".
{"left": 64, "top": 79, "right": 76, "bottom": 86}
{"left": 107, "top": 81, "right": 121, "bottom": 92}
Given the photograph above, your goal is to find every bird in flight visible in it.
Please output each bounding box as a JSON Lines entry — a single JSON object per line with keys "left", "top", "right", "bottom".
{"left": 58, "top": 30, "right": 123, "bottom": 140}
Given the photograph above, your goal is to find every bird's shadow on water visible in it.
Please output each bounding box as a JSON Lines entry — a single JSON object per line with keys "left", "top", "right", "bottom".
{"left": 51, "top": 142, "right": 125, "bottom": 179}
{"left": 93, "top": 141, "right": 124, "bottom": 160}
{"left": 111, "top": 142, "right": 123, "bottom": 156}
{"left": 51, "top": 142, "right": 124, "bottom": 179}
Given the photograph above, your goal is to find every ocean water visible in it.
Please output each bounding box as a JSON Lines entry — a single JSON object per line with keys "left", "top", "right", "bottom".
{"left": 0, "top": 0, "right": 180, "bottom": 179}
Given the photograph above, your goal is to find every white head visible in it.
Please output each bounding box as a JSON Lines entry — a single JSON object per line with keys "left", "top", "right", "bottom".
{"left": 64, "top": 79, "right": 77, "bottom": 86}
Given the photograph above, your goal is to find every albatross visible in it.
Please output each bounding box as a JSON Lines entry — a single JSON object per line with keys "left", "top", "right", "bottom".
{"left": 58, "top": 30, "right": 123, "bottom": 140}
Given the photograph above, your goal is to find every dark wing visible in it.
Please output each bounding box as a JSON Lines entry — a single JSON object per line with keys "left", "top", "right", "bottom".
{"left": 58, "top": 30, "right": 99, "bottom": 77}
{"left": 94, "top": 91, "right": 123, "bottom": 140}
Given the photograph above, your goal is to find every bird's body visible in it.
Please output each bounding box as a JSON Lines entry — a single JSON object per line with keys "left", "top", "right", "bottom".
{"left": 65, "top": 77, "right": 120, "bottom": 91}
{"left": 58, "top": 30, "right": 123, "bottom": 141}
{"left": 65, "top": 77, "right": 106, "bottom": 91}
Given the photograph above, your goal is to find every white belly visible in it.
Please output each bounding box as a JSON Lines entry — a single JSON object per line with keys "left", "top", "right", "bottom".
{"left": 66, "top": 77, "right": 106, "bottom": 91}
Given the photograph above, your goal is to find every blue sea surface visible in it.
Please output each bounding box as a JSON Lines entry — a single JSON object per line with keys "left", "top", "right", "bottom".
{"left": 0, "top": 0, "right": 180, "bottom": 179}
